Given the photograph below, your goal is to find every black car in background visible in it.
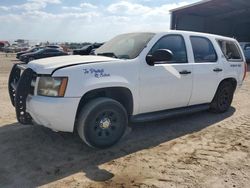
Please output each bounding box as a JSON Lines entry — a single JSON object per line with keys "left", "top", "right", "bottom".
{"left": 45, "top": 45, "right": 64, "bottom": 51}
{"left": 20, "top": 48, "right": 68, "bottom": 63}
{"left": 16, "top": 47, "right": 43, "bottom": 59}
{"left": 73, "top": 43, "right": 104, "bottom": 55}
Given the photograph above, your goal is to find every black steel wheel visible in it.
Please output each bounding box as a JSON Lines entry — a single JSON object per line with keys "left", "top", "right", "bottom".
{"left": 77, "top": 98, "right": 128, "bottom": 148}
{"left": 210, "top": 81, "right": 235, "bottom": 113}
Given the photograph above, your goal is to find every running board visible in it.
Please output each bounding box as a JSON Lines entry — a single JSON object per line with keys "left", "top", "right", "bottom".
{"left": 131, "top": 104, "right": 210, "bottom": 123}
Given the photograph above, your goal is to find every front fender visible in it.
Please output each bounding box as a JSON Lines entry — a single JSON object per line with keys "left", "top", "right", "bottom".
{"left": 52, "top": 60, "right": 140, "bottom": 114}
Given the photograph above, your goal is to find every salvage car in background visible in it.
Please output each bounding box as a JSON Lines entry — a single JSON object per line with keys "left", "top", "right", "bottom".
{"left": 73, "top": 43, "right": 103, "bottom": 55}
{"left": 16, "top": 47, "right": 44, "bottom": 59}
{"left": 0, "top": 41, "right": 10, "bottom": 51}
{"left": 20, "top": 48, "right": 68, "bottom": 63}
{"left": 240, "top": 42, "right": 250, "bottom": 63}
{"left": 45, "top": 45, "right": 64, "bottom": 51}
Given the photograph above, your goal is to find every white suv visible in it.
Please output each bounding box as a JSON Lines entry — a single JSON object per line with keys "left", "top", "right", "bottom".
{"left": 9, "top": 31, "right": 247, "bottom": 148}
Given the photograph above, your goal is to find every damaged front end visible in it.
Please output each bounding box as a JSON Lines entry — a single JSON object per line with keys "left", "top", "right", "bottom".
{"left": 8, "top": 64, "right": 36, "bottom": 124}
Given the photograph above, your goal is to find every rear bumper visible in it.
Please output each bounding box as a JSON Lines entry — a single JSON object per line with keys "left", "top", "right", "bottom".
{"left": 26, "top": 95, "right": 80, "bottom": 132}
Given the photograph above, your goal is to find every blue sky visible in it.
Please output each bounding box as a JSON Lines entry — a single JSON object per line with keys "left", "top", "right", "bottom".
{"left": 0, "top": 0, "right": 199, "bottom": 42}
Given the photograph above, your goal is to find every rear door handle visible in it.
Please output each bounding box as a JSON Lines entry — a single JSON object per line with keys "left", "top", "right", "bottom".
{"left": 179, "top": 70, "right": 192, "bottom": 75}
{"left": 213, "top": 68, "right": 223, "bottom": 72}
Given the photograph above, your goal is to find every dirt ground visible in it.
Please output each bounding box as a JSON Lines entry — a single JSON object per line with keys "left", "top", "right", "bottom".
{"left": 0, "top": 52, "right": 250, "bottom": 188}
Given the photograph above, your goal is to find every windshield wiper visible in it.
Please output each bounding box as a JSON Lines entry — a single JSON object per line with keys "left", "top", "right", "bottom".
{"left": 97, "top": 52, "right": 118, "bottom": 58}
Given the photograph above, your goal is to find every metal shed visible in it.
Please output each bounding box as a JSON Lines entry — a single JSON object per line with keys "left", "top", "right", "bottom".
{"left": 170, "top": 0, "right": 250, "bottom": 42}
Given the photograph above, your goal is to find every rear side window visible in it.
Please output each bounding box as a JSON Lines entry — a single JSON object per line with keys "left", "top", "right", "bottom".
{"left": 190, "top": 36, "right": 217, "bottom": 63}
{"left": 46, "top": 49, "right": 58, "bottom": 53}
{"left": 217, "top": 40, "right": 242, "bottom": 61}
{"left": 149, "top": 35, "right": 187, "bottom": 63}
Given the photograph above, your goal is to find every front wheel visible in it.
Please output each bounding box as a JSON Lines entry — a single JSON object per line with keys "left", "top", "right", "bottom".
{"left": 210, "top": 81, "right": 235, "bottom": 113}
{"left": 77, "top": 98, "right": 128, "bottom": 149}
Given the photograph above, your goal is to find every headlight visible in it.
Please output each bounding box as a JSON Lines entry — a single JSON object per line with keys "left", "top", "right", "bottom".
{"left": 37, "top": 77, "right": 68, "bottom": 97}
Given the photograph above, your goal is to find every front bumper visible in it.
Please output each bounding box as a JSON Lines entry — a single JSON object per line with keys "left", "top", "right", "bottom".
{"left": 8, "top": 64, "right": 34, "bottom": 124}
{"left": 26, "top": 95, "right": 80, "bottom": 132}
{"left": 8, "top": 64, "right": 80, "bottom": 132}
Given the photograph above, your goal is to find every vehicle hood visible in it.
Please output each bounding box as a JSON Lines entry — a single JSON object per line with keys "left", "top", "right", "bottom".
{"left": 17, "top": 51, "right": 29, "bottom": 55}
{"left": 27, "top": 55, "right": 117, "bottom": 74}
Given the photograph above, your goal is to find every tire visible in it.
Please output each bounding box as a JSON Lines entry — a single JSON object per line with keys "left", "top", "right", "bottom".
{"left": 210, "top": 81, "right": 235, "bottom": 113}
{"left": 77, "top": 98, "right": 128, "bottom": 149}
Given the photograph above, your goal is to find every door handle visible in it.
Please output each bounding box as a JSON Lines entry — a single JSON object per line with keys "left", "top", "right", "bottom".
{"left": 213, "top": 68, "right": 223, "bottom": 72}
{"left": 179, "top": 70, "right": 192, "bottom": 75}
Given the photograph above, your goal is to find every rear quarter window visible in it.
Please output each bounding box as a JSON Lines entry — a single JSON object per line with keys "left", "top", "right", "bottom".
{"left": 217, "top": 40, "right": 243, "bottom": 61}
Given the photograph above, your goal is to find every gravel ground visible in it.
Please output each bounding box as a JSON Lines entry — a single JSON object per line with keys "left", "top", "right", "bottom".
{"left": 0, "top": 53, "right": 250, "bottom": 188}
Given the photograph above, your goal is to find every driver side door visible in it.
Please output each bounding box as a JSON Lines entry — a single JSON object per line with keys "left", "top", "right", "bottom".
{"left": 139, "top": 34, "right": 193, "bottom": 114}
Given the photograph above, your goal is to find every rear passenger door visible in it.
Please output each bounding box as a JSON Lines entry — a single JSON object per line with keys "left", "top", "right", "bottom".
{"left": 188, "top": 36, "right": 223, "bottom": 106}
{"left": 40, "top": 49, "right": 51, "bottom": 58}
{"left": 46, "top": 49, "right": 59, "bottom": 57}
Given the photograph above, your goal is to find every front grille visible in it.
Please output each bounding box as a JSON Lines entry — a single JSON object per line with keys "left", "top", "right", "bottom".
{"left": 8, "top": 63, "right": 35, "bottom": 124}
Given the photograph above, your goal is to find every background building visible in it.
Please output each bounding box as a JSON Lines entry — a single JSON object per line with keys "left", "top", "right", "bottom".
{"left": 170, "top": 0, "right": 250, "bottom": 42}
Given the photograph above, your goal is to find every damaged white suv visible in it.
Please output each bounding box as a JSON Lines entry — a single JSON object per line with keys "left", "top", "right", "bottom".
{"left": 9, "top": 31, "right": 247, "bottom": 148}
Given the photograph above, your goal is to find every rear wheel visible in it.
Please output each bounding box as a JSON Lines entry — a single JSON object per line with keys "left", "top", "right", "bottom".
{"left": 77, "top": 98, "right": 128, "bottom": 148}
{"left": 210, "top": 81, "right": 235, "bottom": 113}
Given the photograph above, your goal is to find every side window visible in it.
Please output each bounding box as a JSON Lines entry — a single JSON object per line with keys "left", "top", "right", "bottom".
{"left": 190, "top": 36, "right": 217, "bottom": 63}
{"left": 149, "top": 35, "right": 188, "bottom": 63}
{"left": 217, "top": 40, "right": 242, "bottom": 61}
{"left": 46, "top": 49, "right": 58, "bottom": 53}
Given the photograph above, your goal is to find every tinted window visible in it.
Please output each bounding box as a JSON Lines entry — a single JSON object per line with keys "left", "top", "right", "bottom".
{"left": 190, "top": 36, "right": 217, "bottom": 63}
{"left": 149, "top": 35, "right": 187, "bottom": 63}
{"left": 47, "top": 45, "right": 59, "bottom": 49}
{"left": 35, "top": 49, "right": 44, "bottom": 53}
{"left": 217, "top": 40, "right": 242, "bottom": 61}
{"left": 31, "top": 47, "right": 40, "bottom": 52}
{"left": 45, "top": 49, "right": 58, "bottom": 53}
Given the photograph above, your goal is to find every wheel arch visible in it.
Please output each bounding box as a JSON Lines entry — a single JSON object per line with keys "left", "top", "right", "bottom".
{"left": 218, "top": 77, "right": 237, "bottom": 91}
{"left": 212, "top": 77, "right": 238, "bottom": 102}
{"left": 210, "top": 77, "right": 237, "bottom": 113}
{"left": 74, "top": 86, "right": 134, "bottom": 130}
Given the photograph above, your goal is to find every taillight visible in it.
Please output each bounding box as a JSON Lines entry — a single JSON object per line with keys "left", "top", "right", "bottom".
{"left": 243, "top": 62, "right": 247, "bottom": 81}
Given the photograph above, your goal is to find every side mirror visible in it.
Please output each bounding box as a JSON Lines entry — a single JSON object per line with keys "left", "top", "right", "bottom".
{"left": 146, "top": 49, "right": 173, "bottom": 66}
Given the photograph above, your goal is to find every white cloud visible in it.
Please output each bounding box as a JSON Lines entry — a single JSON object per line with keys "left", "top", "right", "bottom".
{"left": 62, "top": 3, "right": 97, "bottom": 12}
{"left": 0, "top": 6, "right": 10, "bottom": 11}
{"left": 0, "top": 0, "right": 198, "bottom": 42}
{"left": 28, "top": 0, "right": 61, "bottom": 4}
{"left": 7, "top": 0, "right": 61, "bottom": 11}
{"left": 62, "top": 6, "right": 82, "bottom": 11}
{"left": 21, "top": 10, "right": 99, "bottom": 20}
{"left": 107, "top": 1, "right": 151, "bottom": 15}
{"left": 146, "top": 2, "right": 191, "bottom": 16}
{"left": 107, "top": 1, "right": 190, "bottom": 17}
{"left": 80, "top": 3, "right": 97, "bottom": 9}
